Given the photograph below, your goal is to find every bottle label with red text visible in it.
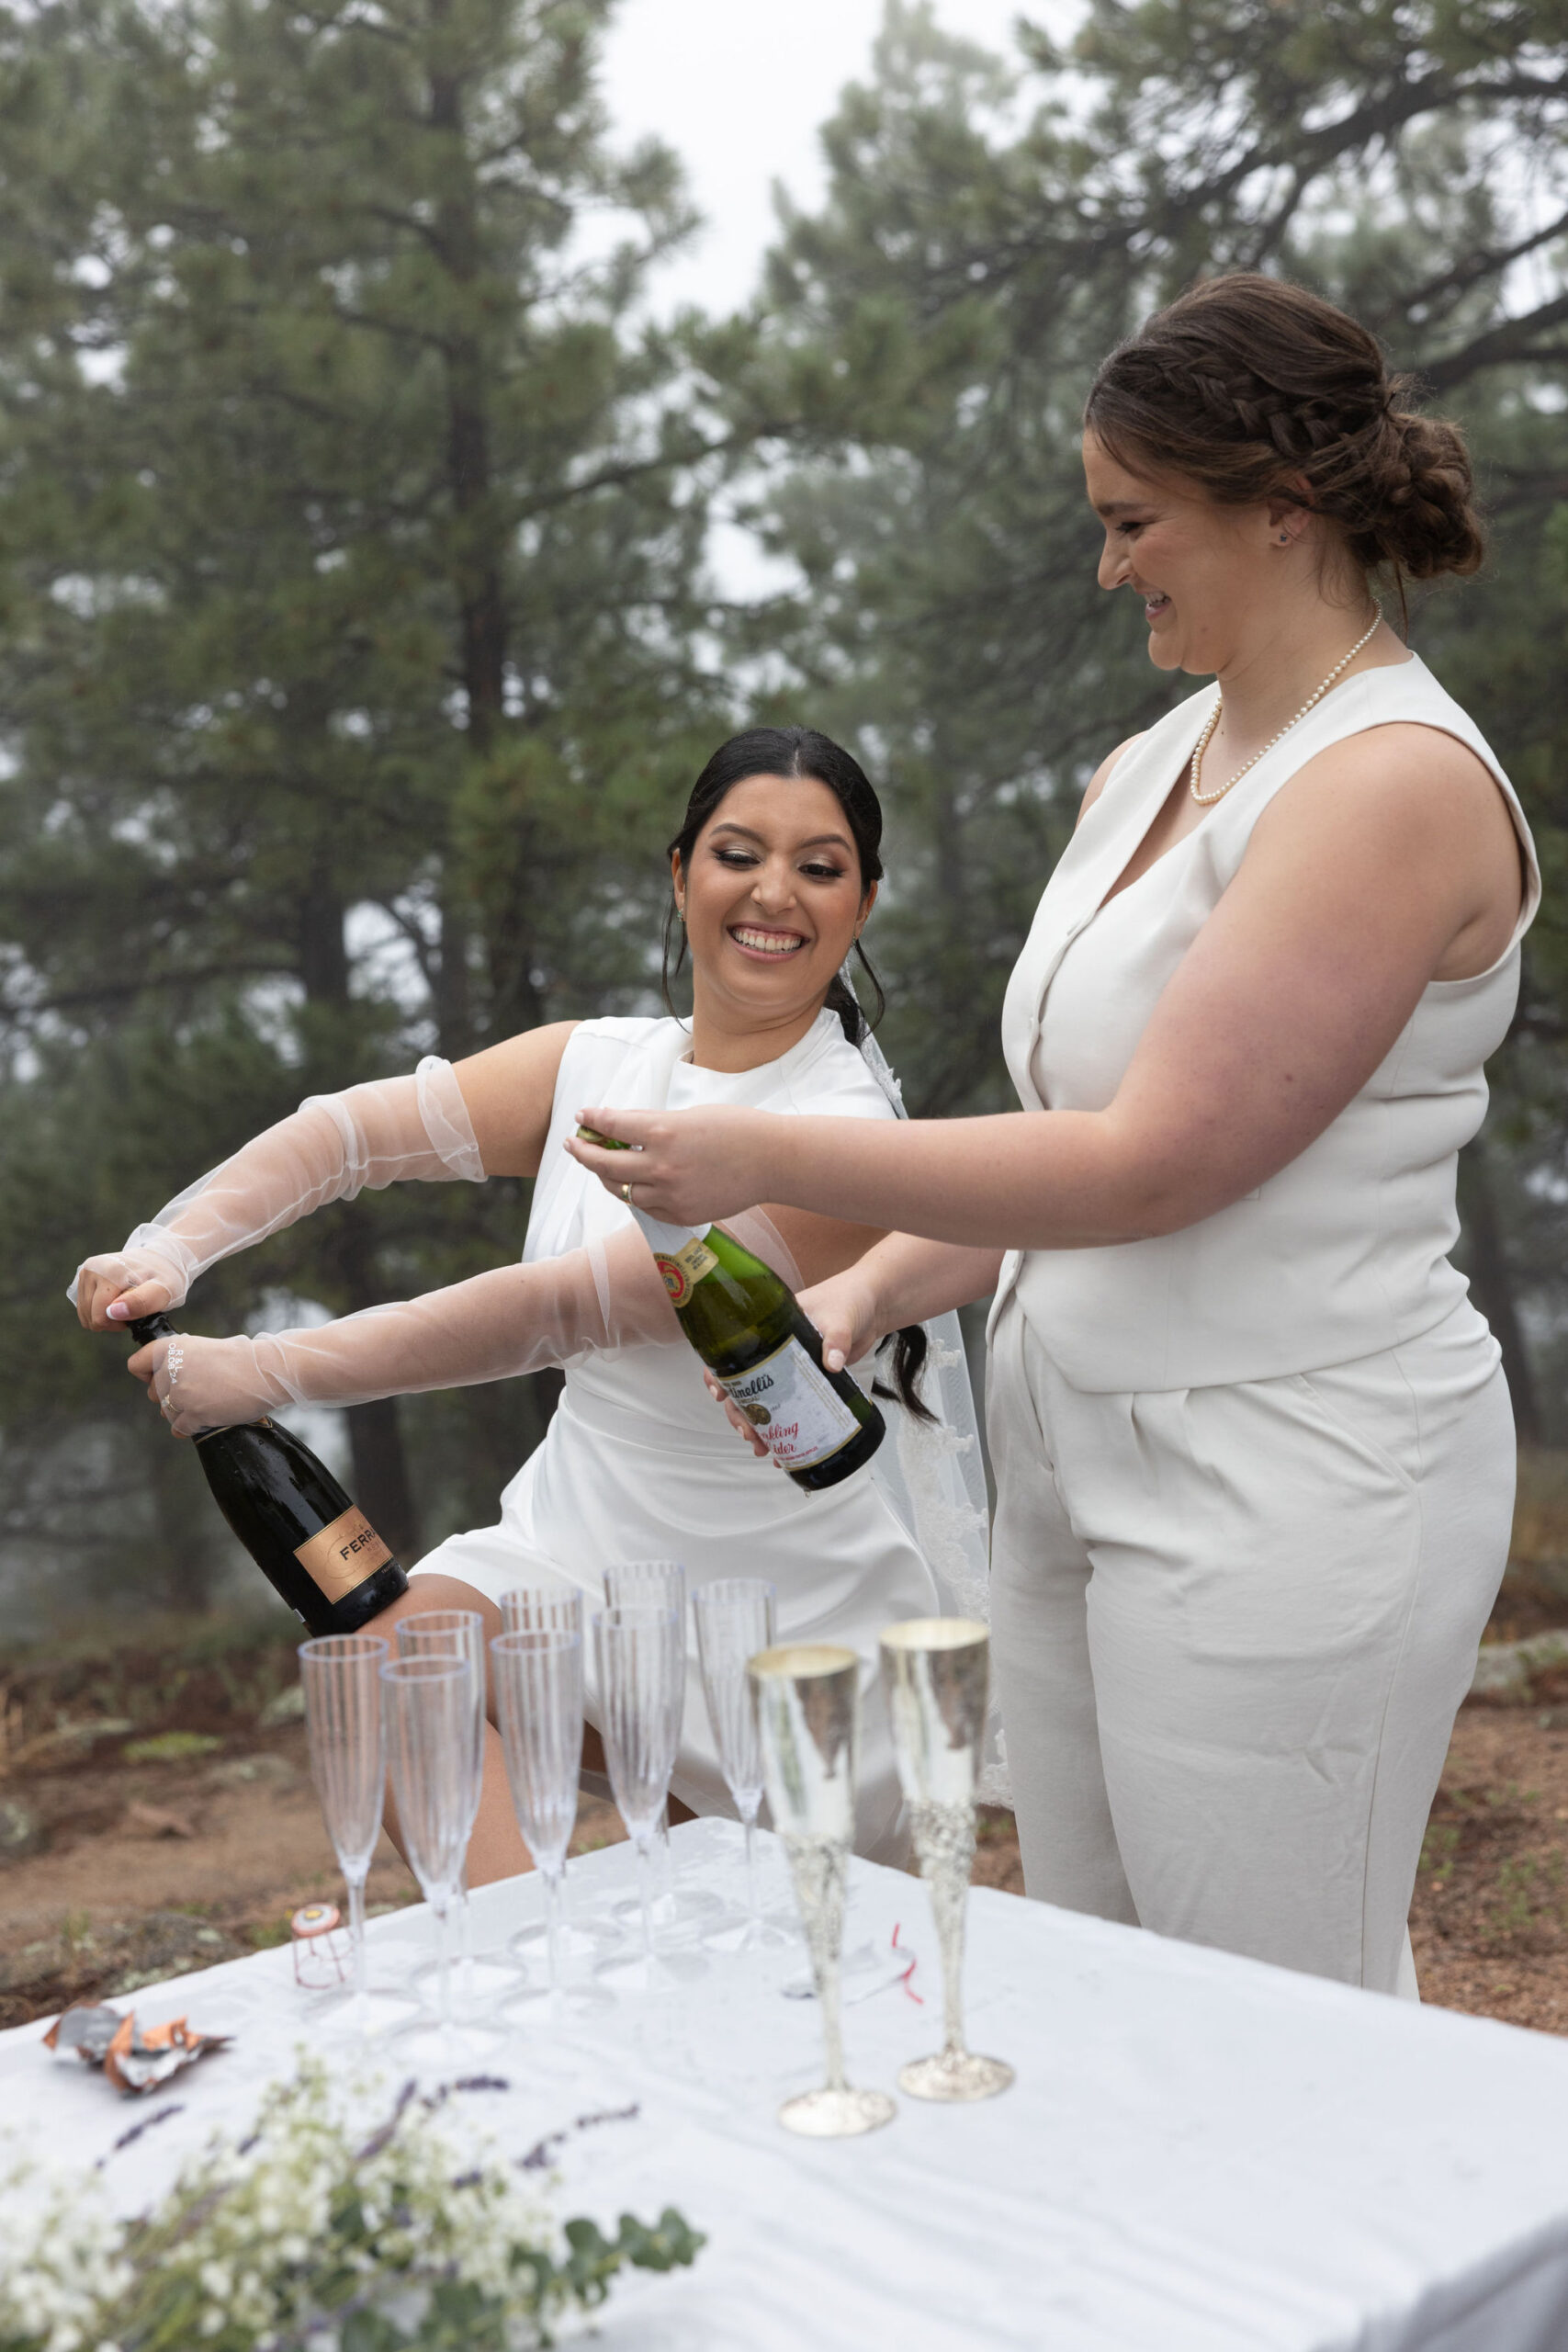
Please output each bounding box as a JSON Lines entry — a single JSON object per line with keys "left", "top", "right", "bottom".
{"left": 716, "top": 1337, "right": 860, "bottom": 1472}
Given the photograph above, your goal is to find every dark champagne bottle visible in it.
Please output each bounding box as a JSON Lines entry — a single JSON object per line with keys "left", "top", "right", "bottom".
{"left": 130, "top": 1312, "right": 408, "bottom": 1635}
{"left": 577, "top": 1129, "right": 884, "bottom": 1491}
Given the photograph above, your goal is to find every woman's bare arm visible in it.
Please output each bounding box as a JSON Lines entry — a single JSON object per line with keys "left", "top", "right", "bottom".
{"left": 452, "top": 1023, "right": 580, "bottom": 1178}
{"left": 568, "top": 726, "right": 1524, "bottom": 1249}
{"left": 802, "top": 1235, "right": 1007, "bottom": 1372}
{"left": 759, "top": 1204, "right": 891, "bottom": 1286}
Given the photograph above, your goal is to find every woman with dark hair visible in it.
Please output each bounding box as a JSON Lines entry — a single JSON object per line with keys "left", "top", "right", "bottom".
{"left": 571, "top": 276, "right": 1538, "bottom": 1995}
{"left": 72, "top": 728, "right": 988, "bottom": 1870}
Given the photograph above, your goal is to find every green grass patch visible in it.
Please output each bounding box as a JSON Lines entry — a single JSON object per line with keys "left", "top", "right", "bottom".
{"left": 122, "top": 1730, "right": 223, "bottom": 1764}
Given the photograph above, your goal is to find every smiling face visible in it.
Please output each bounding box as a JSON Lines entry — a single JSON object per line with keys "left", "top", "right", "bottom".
{"left": 1084, "top": 429, "right": 1300, "bottom": 678}
{"left": 675, "top": 772, "right": 875, "bottom": 1040}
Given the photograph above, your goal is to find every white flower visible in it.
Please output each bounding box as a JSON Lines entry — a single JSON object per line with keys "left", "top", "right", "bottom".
{"left": 0, "top": 2052, "right": 693, "bottom": 2350}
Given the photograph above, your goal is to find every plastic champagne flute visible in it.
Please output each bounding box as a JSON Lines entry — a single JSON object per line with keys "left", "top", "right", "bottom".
{"left": 499, "top": 1584, "right": 620, "bottom": 1966}
{"left": 381, "top": 1653, "right": 502, "bottom": 2065}
{"left": 592, "top": 1602, "right": 684, "bottom": 1983}
{"left": 501, "top": 1584, "right": 584, "bottom": 1637}
{"left": 298, "top": 1632, "right": 389, "bottom": 2030}
{"left": 395, "top": 1608, "right": 500, "bottom": 2009}
{"left": 693, "top": 1577, "right": 788, "bottom": 1946}
{"left": 491, "top": 1628, "right": 608, "bottom": 2018}
{"left": 603, "top": 1561, "right": 721, "bottom": 1937}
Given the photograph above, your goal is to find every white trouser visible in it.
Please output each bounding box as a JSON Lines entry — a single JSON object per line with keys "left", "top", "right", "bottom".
{"left": 987, "top": 1295, "right": 1514, "bottom": 1993}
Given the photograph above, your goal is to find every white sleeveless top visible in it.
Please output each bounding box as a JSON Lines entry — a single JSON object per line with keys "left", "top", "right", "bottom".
{"left": 993, "top": 654, "right": 1540, "bottom": 1392}
{"left": 523, "top": 1008, "right": 899, "bottom": 1445}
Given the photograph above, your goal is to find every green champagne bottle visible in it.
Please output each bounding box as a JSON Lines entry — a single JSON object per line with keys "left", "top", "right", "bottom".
{"left": 577, "top": 1128, "right": 885, "bottom": 1490}
{"left": 129, "top": 1312, "right": 409, "bottom": 1636}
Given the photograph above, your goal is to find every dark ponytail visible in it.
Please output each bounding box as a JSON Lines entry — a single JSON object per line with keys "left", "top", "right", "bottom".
{"left": 873, "top": 1325, "right": 934, "bottom": 1425}
{"left": 661, "top": 724, "right": 931, "bottom": 1420}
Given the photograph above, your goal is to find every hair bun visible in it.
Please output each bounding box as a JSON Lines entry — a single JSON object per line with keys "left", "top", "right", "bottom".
{"left": 1357, "top": 409, "right": 1485, "bottom": 582}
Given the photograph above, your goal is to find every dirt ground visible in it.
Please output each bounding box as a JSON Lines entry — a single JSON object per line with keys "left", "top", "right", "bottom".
{"left": 6, "top": 1537, "right": 1568, "bottom": 2034}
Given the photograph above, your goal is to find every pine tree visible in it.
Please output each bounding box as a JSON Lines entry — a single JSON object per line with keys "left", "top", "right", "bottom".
{"left": 738, "top": 0, "right": 1568, "bottom": 1423}
{"left": 0, "top": 0, "right": 729, "bottom": 1608}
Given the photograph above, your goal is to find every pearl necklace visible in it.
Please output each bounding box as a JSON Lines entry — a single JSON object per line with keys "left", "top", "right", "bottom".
{"left": 1189, "top": 613, "right": 1383, "bottom": 807}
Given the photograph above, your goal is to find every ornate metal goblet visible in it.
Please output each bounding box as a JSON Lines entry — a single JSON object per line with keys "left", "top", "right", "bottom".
{"left": 750, "top": 1643, "right": 897, "bottom": 2139}
{"left": 880, "top": 1619, "right": 1014, "bottom": 2102}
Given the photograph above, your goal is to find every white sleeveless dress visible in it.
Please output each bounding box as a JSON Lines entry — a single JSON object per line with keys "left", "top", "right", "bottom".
{"left": 410, "top": 1010, "right": 953, "bottom": 1862}
{"left": 987, "top": 654, "right": 1540, "bottom": 1993}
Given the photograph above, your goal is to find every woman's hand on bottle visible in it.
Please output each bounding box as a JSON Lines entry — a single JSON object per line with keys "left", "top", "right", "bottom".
{"left": 126, "top": 1329, "right": 272, "bottom": 1438}
{"left": 797, "top": 1265, "right": 887, "bottom": 1374}
{"left": 701, "top": 1368, "right": 773, "bottom": 1459}
{"left": 566, "top": 1104, "right": 771, "bottom": 1224}
{"left": 73, "top": 1253, "right": 181, "bottom": 1331}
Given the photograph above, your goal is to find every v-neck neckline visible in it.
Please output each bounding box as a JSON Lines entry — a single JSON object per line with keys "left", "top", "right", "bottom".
{"left": 1089, "top": 653, "right": 1422, "bottom": 919}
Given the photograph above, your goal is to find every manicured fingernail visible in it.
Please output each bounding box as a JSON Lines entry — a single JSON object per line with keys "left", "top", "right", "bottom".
{"left": 107, "top": 1302, "right": 130, "bottom": 1320}
{"left": 826, "top": 1350, "right": 844, "bottom": 1372}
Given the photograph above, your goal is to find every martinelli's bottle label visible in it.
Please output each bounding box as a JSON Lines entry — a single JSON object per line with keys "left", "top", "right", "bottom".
{"left": 577, "top": 1126, "right": 885, "bottom": 1493}
{"left": 718, "top": 1332, "right": 863, "bottom": 1474}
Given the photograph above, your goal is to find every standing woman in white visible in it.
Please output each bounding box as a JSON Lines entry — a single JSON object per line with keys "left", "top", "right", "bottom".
{"left": 73, "top": 729, "right": 989, "bottom": 1875}
{"left": 571, "top": 276, "right": 1537, "bottom": 1995}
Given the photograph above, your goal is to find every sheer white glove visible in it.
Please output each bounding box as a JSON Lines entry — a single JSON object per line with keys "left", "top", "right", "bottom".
{"left": 130, "top": 1211, "right": 801, "bottom": 1437}
{"left": 72, "top": 1058, "right": 483, "bottom": 1329}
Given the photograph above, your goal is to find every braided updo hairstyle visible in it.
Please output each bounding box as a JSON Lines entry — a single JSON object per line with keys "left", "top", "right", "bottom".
{"left": 1084, "top": 274, "right": 1485, "bottom": 596}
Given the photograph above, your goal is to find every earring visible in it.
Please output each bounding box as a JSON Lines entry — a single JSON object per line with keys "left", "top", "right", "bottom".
{"left": 1278, "top": 531, "right": 1291, "bottom": 544}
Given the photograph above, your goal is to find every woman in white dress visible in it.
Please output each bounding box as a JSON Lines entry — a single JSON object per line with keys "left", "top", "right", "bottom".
{"left": 571, "top": 275, "right": 1536, "bottom": 1995}
{"left": 73, "top": 729, "right": 988, "bottom": 1873}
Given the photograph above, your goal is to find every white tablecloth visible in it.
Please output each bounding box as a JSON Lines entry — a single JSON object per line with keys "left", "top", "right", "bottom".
{"left": 6, "top": 1818, "right": 1568, "bottom": 2351}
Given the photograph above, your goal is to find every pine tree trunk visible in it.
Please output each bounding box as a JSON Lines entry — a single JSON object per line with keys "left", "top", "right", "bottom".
{"left": 149, "top": 1433, "right": 222, "bottom": 1612}
{"left": 430, "top": 42, "right": 507, "bottom": 1057}
{"left": 346, "top": 1396, "right": 423, "bottom": 1566}
{"left": 298, "top": 873, "right": 425, "bottom": 1555}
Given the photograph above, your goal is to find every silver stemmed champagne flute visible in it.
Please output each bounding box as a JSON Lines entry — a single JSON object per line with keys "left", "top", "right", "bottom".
{"left": 879, "top": 1619, "right": 1014, "bottom": 2102}
{"left": 592, "top": 1601, "right": 684, "bottom": 1981}
{"left": 298, "top": 1632, "right": 391, "bottom": 2030}
{"left": 693, "top": 1577, "right": 786, "bottom": 1948}
{"left": 749, "top": 1643, "right": 896, "bottom": 2138}
{"left": 380, "top": 1652, "right": 502, "bottom": 2065}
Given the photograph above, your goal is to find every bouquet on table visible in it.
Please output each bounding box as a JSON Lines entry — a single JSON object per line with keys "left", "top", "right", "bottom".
{"left": 0, "top": 2054, "right": 702, "bottom": 2352}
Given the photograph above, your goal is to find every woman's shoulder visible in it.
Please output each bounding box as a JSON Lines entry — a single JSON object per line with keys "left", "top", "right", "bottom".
{"left": 553, "top": 1014, "right": 692, "bottom": 1102}
{"left": 570, "top": 1014, "right": 676, "bottom": 1051}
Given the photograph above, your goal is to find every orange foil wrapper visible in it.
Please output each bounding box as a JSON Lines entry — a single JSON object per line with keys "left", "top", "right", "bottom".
{"left": 45, "top": 2002, "right": 232, "bottom": 2094}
